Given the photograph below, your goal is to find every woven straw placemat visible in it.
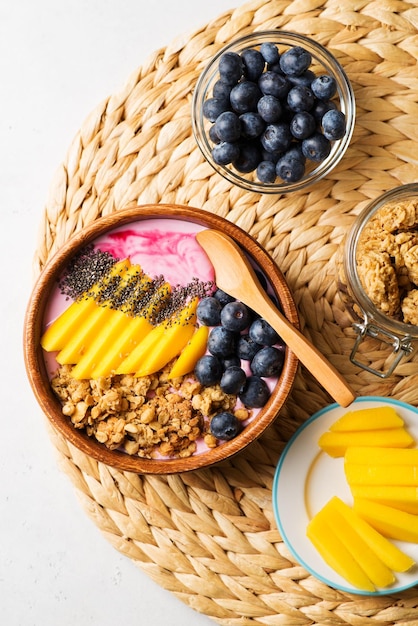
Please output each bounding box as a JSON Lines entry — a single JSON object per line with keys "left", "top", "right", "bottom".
{"left": 33, "top": 0, "right": 418, "bottom": 623}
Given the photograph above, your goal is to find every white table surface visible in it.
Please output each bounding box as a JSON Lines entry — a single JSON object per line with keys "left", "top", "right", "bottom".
{"left": 1, "top": 1, "right": 239, "bottom": 624}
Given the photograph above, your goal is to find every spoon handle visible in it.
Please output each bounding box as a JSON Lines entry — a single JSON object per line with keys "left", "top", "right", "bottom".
{"left": 251, "top": 289, "right": 356, "bottom": 408}
{"left": 196, "top": 228, "right": 356, "bottom": 408}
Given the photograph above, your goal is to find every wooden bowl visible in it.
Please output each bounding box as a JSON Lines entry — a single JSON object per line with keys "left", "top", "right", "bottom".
{"left": 24, "top": 204, "right": 299, "bottom": 474}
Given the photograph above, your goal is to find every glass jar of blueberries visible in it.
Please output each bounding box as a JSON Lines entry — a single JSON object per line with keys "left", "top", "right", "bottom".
{"left": 192, "top": 31, "right": 355, "bottom": 194}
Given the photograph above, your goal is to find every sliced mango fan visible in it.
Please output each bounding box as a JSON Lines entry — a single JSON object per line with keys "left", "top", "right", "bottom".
{"left": 41, "top": 249, "right": 215, "bottom": 380}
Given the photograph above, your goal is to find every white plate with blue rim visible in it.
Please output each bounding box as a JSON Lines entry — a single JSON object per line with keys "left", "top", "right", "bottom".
{"left": 272, "top": 395, "right": 418, "bottom": 595}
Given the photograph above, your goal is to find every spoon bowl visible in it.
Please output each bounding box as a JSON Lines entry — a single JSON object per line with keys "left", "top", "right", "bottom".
{"left": 196, "top": 229, "right": 356, "bottom": 408}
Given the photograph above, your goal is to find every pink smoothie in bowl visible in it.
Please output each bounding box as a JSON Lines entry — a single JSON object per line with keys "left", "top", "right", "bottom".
{"left": 40, "top": 216, "right": 287, "bottom": 462}
{"left": 44, "top": 219, "right": 214, "bottom": 327}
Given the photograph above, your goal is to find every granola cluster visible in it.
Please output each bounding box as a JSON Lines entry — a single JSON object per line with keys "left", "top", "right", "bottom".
{"left": 51, "top": 363, "right": 250, "bottom": 458}
{"left": 356, "top": 197, "right": 418, "bottom": 325}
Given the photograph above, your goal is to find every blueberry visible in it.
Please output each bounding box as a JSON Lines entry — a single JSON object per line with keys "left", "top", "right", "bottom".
{"left": 288, "top": 69, "right": 315, "bottom": 88}
{"left": 220, "top": 366, "right": 247, "bottom": 394}
{"left": 241, "top": 48, "right": 265, "bottom": 81}
{"left": 256, "top": 160, "right": 277, "bottom": 183}
{"left": 279, "top": 100, "right": 296, "bottom": 124}
{"left": 260, "top": 42, "right": 280, "bottom": 65}
{"left": 289, "top": 111, "right": 316, "bottom": 140}
{"left": 257, "top": 95, "right": 282, "bottom": 123}
{"left": 214, "top": 111, "right": 241, "bottom": 142}
{"left": 311, "top": 98, "right": 337, "bottom": 123}
{"left": 196, "top": 296, "right": 222, "bottom": 326}
{"left": 287, "top": 85, "right": 314, "bottom": 112}
{"left": 283, "top": 143, "right": 306, "bottom": 163}
{"left": 322, "top": 109, "right": 346, "bottom": 140}
{"left": 230, "top": 81, "right": 262, "bottom": 114}
{"left": 195, "top": 354, "right": 223, "bottom": 385}
{"left": 222, "top": 354, "right": 241, "bottom": 369}
{"left": 239, "top": 112, "right": 265, "bottom": 138}
{"left": 212, "top": 80, "right": 233, "bottom": 101}
{"left": 212, "top": 141, "right": 240, "bottom": 165}
{"left": 279, "top": 46, "right": 312, "bottom": 77}
{"left": 237, "top": 334, "right": 263, "bottom": 360}
{"left": 208, "top": 124, "right": 221, "bottom": 144}
{"left": 290, "top": 111, "right": 316, "bottom": 139}
{"left": 219, "top": 52, "right": 243, "bottom": 85}
{"left": 260, "top": 148, "right": 282, "bottom": 164}
{"left": 249, "top": 318, "right": 280, "bottom": 346}
{"left": 261, "top": 122, "right": 292, "bottom": 153}
{"left": 276, "top": 153, "right": 306, "bottom": 183}
{"left": 203, "top": 97, "right": 230, "bottom": 122}
{"left": 220, "top": 301, "right": 252, "bottom": 332}
{"left": 302, "top": 132, "right": 332, "bottom": 162}
{"left": 207, "top": 326, "right": 237, "bottom": 357}
{"left": 210, "top": 412, "right": 241, "bottom": 440}
{"left": 213, "top": 289, "right": 235, "bottom": 307}
{"left": 258, "top": 71, "right": 290, "bottom": 99}
{"left": 233, "top": 141, "right": 261, "bottom": 173}
{"left": 311, "top": 74, "right": 337, "bottom": 100}
{"left": 250, "top": 346, "right": 285, "bottom": 377}
{"left": 239, "top": 376, "right": 271, "bottom": 408}
{"left": 268, "top": 62, "right": 284, "bottom": 75}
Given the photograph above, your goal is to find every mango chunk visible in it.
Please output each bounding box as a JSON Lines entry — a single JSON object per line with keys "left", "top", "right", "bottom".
{"left": 133, "top": 298, "right": 198, "bottom": 377}
{"left": 116, "top": 297, "right": 198, "bottom": 376}
{"left": 307, "top": 505, "right": 376, "bottom": 591}
{"left": 330, "top": 406, "right": 404, "bottom": 432}
{"left": 116, "top": 325, "right": 166, "bottom": 374}
{"left": 168, "top": 324, "right": 209, "bottom": 379}
{"left": 354, "top": 498, "right": 418, "bottom": 543}
{"left": 55, "top": 263, "right": 136, "bottom": 365}
{"left": 70, "top": 270, "right": 161, "bottom": 379}
{"left": 56, "top": 305, "right": 117, "bottom": 365}
{"left": 345, "top": 447, "right": 418, "bottom": 508}
{"left": 330, "top": 496, "right": 414, "bottom": 573}
{"left": 90, "top": 315, "right": 153, "bottom": 378}
{"left": 70, "top": 309, "right": 133, "bottom": 380}
{"left": 41, "top": 258, "right": 130, "bottom": 352}
{"left": 345, "top": 446, "right": 418, "bottom": 466}
{"left": 308, "top": 496, "right": 415, "bottom": 590}
{"left": 41, "top": 297, "right": 98, "bottom": 353}
{"left": 318, "top": 428, "right": 414, "bottom": 458}
{"left": 345, "top": 463, "right": 418, "bottom": 487}
{"left": 317, "top": 498, "right": 395, "bottom": 588}
{"left": 350, "top": 485, "right": 418, "bottom": 515}
{"left": 90, "top": 280, "right": 172, "bottom": 377}
{"left": 134, "top": 321, "right": 195, "bottom": 377}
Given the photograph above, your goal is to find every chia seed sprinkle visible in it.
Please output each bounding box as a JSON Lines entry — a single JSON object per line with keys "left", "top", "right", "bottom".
{"left": 108, "top": 268, "right": 145, "bottom": 310}
{"left": 154, "top": 277, "right": 215, "bottom": 326}
{"left": 95, "top": 275, "right": 124, "bottom": 305}
{"left": 59, "top": 245, "right": 119, "bottom": 301}
{"left": 59, "top": 248, "right": 215, "bottom": 324}
{"left": 129, "top": 275, "right": 168, "bottom": 321}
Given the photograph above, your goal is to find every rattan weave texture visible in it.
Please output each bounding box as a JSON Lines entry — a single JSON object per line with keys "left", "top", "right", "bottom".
{"left": 34, "top": 0, "right": 418, "bottom": 623}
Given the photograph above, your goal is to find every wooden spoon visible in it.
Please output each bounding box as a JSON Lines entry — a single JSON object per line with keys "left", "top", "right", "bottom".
{"left": 196, "top": 229, "right": 355, "bottom": 408}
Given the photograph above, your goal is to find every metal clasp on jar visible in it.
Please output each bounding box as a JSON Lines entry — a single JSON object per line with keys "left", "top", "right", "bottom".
{"left": 350, "top": 321, "right": 414, "bottom": 378}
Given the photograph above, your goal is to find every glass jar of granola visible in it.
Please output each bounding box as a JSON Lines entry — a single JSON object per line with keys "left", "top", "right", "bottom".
{"left": 338, "top": 183, "right": 418, "bottom": 377}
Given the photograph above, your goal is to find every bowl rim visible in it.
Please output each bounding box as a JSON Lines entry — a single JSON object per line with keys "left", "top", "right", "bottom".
{"left": 24, "top": 204, "right": 299, "bottom": 474}
{"left": 192, "top": 30, "right": 356, "bottom": 194}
